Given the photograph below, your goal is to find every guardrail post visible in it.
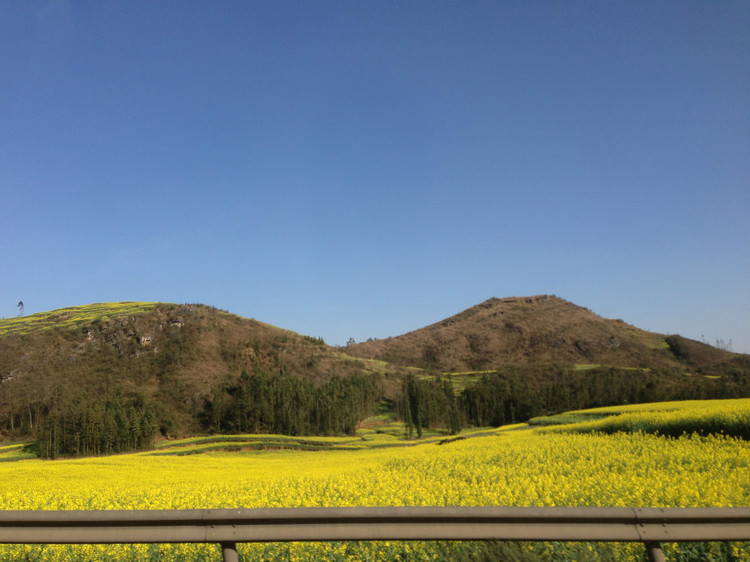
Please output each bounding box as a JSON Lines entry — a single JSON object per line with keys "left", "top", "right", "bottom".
{"left": 645, "top": 541, "right": 665, "bottom": 562}
{"left": 221, "top": 541, "right": 239, "bottom": 562}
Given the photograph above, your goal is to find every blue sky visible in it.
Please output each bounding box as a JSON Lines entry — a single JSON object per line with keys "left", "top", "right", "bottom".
{"left": 2, "top": 1, "right": 749, "bottom": 352}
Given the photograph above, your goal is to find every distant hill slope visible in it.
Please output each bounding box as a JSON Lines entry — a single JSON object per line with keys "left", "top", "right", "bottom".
{"left": 346, "top": 295, "right": 745, "bottom": 373}
{"left": 0, "top": 302, "right": 382, "bottom": 438}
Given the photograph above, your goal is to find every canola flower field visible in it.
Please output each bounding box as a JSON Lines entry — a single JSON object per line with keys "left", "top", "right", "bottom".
{"left": 0, "top": 399, "right": 748, "bottom": 560}
{"left": 534, "top": 397, "right": 750, "bottom": 439}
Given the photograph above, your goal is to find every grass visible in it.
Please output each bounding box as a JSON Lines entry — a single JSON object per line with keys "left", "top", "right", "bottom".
{"left": 152, "top": 433, "right": 376, "bottom": 455}
{"left": 336, "top": 354, "right": 394, "bottom": 375}
{"left": 0, "top": 443, "right": 35, "bottom": 462}
{"left": 412, "top": 371, "right": 489, "bottom": 395}
{"left": 625, "top": 327, "right": 672, "bottom": 351}
{"left": 529, "top": 412, "right": 611, "bottom": 426}
{"left": 441, "top": 371, "right": 494, "bottom": 393}
{"left": 573, "top": 363, "right": 650, "bottom": 372}
{"left": 573, "top": 364, "right": 601, "bottom": 370}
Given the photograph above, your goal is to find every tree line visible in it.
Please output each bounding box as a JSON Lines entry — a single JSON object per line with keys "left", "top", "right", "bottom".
{"left": 32, "top": 369, "right": 380, "bottom": 458}
{"left": 200, "top": 370, "right": 379, "bottom": 436}
{"left": 36, "top": 393, "right": 156, "bottom": 459}
{"left": 400, "top": 374, "right": 461, "bottom": 438}
{"left": 402, "top": 365, "right": 750, "bottom": 434}
{"left": 23, "top": 360, "right": 750, "bottom": 456}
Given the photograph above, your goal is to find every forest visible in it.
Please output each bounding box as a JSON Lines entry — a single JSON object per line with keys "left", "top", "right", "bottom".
{"left": 402, "top": 364, "right": 750, "bottom": 436}
{"left": 200, "top": 370, "right": 379, "bottom": 436}
{"left": 35, "top": 393, "right": 156, "bottom": 459}
{"left": 31, "top": 362, "right": 750, "bottom": 458}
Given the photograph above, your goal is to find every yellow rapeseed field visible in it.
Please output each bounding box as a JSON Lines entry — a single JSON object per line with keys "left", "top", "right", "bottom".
{"left": 539, "top": 397, "right": 750, "bottom": 441}
{"left": 1, "top": 399, "right": 748, "bottom": 560}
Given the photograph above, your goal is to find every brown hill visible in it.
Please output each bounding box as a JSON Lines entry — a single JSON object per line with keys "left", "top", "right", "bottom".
{"left": 0, "top": 302, "right": 382, "bottom": 437}
{"left": 346, "top": 295, "right": 743, "bottom": 373}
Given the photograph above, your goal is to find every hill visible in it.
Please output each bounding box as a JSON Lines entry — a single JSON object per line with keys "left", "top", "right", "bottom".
{"left": 0, "top": 302, "right": 389, "bottom": 442}
{"left": 1, "top": 297, "right": 748, "bottom": 456}
{"left": 346, "top": 295, "right": 745, "bottom": 373}
{"left": 344, "top": 296, "right": 749, "bottom": 436}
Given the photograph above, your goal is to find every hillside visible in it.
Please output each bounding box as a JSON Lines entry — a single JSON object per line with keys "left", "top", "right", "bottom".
{"left": 346, "top": 295, "right": 745, "bottom": 373}
{"left": 1, "top": 297, "right": 748, "bottom": 455}
{"left": 0, "top": 302, "right": 389, "bottom": 440}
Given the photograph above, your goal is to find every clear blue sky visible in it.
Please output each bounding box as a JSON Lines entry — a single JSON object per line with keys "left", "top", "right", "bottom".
{"left": 2, "top": 1, "right": 749, "bottom": 352}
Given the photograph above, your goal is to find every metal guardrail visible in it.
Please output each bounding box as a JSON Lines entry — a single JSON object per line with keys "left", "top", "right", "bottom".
{"left": 0, "top": 506, "right": 748, "bottom": 561}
